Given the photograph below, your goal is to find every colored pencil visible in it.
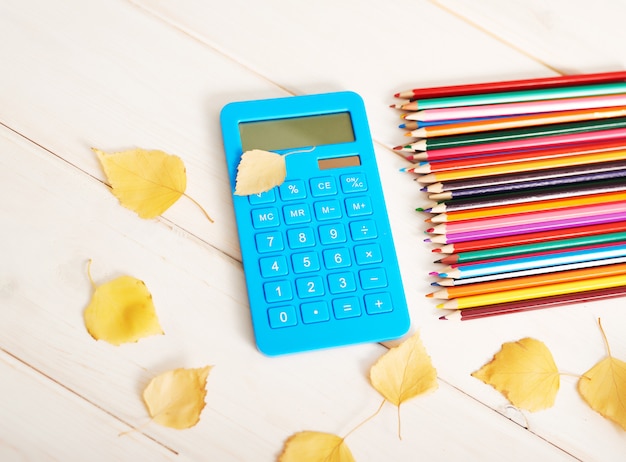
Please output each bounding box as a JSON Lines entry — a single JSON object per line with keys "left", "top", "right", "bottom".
{"left": 423, "top": 160, "right": 626, "bottom": 194}
{"left": 397, "top": 117, "right": 626, "bottom": 152}
{"left": 428, "top": 262, "right": 626, "bottom": 299}
{"left": 398, "top": 82, "right": 626, "bottom": 111}
{"left": 416, "top": 149, "right": 626, "bottom": 184}
{"left": 428, "top": 177, "right": 626, "bottom": 207}
{"left": 435, "top": 256, "right": 626, "bottom": 287}
{"left": 434, "top": 243, "right": 626, "bottom": 279}
{"left": 405, "top": 140, "right": 626, "bottom": 170}
{"left": 436, "top": 231, "right": 626, "bottom": 264}
{"left": 439, "top": 286, "right": 626, "bottom": 321}
{"left": 399, "top": 116, "right": 509, "bottom": 130}
{"left": 425, "top": 211, "right": 626, "bottom": 244}
{"left": 404, "top": 94, "right": 626, "bottom": 122}
{"left": 432, "top": 221, "right": 626, "bottom": 254}
{"left": 394, "top": 70, "right": 626, "bottom": 100}
{"left": 428, "top": 191, "right": 626, "bottom": 223}
{"left": 436, "top": 273, "right": 626, "bottom": 309}
{"left": 406, "top": 106, "right": 626, "bottom": 138}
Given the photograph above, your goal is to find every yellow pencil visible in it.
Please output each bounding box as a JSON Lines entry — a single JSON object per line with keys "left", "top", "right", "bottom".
{"left": 437, "top": 274, "right": 626, "bottom": 310}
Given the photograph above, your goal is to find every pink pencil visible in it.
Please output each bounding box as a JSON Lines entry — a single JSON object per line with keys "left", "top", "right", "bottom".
{"left": 425, "top": 211, "right": 626, "bottom": 244}
{"left": 428, "top": 202, "right": 626, "bottom": 235}
{"left": 412, "top": 127, "right": 626, "bottom": 161}
{"left": 404, "top": 94, "right": 626, "bottom": 122}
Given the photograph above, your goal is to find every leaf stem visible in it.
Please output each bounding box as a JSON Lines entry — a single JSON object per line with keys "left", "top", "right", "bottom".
{"left": 86, "top": 259, "right": 96, "bottom": 291}
{"left": 596, "top": 318, "right": 611, "bottom": 358}
{"left": 342, "top": 398, "right": 386, "bottom": 442}
{"left": 182, "top": 192, "right": 214, "bottom": 223}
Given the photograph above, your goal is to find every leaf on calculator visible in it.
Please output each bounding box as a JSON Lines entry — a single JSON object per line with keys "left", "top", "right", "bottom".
{"left": 93, "top": 147, "right": 213, "bottom": 222}
{"left": 278, "top": 431, "right": 355, "bottom": 462}
{"left": 234, "top": 149, "right": 286, "bottom": 195}
{"left": 143, "top": 366, "right": 212, "bottom": 429}
{"left": 472, "top": 337, "right": 559, "bottom": 412}
{"left": 578, "top": 319, "right": 626, "bottom": 430}
{"left": 84, "top": 261, "right": 163, "bottom": 345}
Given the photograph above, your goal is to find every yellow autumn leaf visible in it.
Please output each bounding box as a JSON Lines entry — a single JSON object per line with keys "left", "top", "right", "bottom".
{"left": 84, "top": 262, "right": 163, "bottom": 345}
{"left": 143, "top": 366, "right": 212, "bottom": 429}
{"left": 278, "top": 431, "right": 355, "bottom": 462}
{"left": 369, "top": 331, "right": 438, "bottom": 407}
{"left": 94, "top": 147, "right": 213, "bottom": 222}
{"left": 578, "top": 319, "right": 626, "bottom": 430}
{"left": 234, "top": 149, "right": 286, "bottom": 196}
{"left": 472, "top": 337, "right": 559, "bottom": 412}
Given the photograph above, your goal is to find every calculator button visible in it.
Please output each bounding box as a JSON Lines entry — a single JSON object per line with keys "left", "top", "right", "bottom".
{"left": 332, "top": 297, "right": 361, "bottom": 319}
{"left": 310, "top": 177, "right": 337, "bottom": 197}
{"left": 255, "top": 231, "right": 284, "bottom": 253}
{"left": 283, "top": 203, "right": 312, "bottom": 225}
{"left": 268, "top": 306, "right": 298, "bottom": 328}
{"left": 323, "top": 248, "right": 352, "bottom": 269}
{"left": 318, "top": 223, "right": 347, "bottom": 245}
{"left": 364, "top": 293, "right": 393, "bottom": 314}
{"left": 359, "top": 268, "right": 388, "bottom": 289}
{"left": 291, "top": 252, "right": 321, "bottom": 273}
{"left": 328, "top": 272, "right": 357, "bottom": 294}
{"left": 295, "top": 276, "right": 325, "bottom": 298}
{"left": 340, "top": 174, "right": 368, "bottom": 193}
{"left": 259, "top": 256, "right": 289, "bottom": 278}
{"left": 252, "top": 207, "right": 280, "bottom": 229}
{"left": 300, "top": 301, "right": 330, "bottom": 324}
{"left": 263, "top": 280, "right": 293, "bottom": 303}
{"left": 279, "top": 180, "right": 307, "bottom": 201}
{"left": 345, "top": 196, "right": 373, "bottom": 217}
{"left": 314, "top": 200, "right": 342, "bottom": 220}
{"left": 287, "top": 228, "right": 316, "bottom": 249}
{"left": 248, "top": 189, "right": 276, "bottom": 205}
{"left": 354, "top": 243, "right": 382, "bottom": 265}
{"left": 349, "top": 220, "right": 378, "bottom": 240}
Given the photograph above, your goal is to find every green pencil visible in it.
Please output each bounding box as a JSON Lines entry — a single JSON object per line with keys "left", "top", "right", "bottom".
{"left": 400, "top": 81, "right": 626, "bottom": 111}
{"left": 436, "top": 231, "right": 626, "bottom": 264}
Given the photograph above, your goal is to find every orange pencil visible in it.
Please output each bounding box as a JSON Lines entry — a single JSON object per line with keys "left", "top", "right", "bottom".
{"left": 427, "top": 263, "right": 626, "bottom": 299}
{"left": 428, "top": 190, "right": 626, "bottom": 223}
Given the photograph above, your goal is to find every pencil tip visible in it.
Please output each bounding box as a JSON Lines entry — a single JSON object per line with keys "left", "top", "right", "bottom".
{"left": 416, "top": 207, "right": 424, "bottom": 212}
{"left": 439, "top": 273, "right": 448, "bottom": 278}
{"left": 433, "top": 259, "right": 442, "bottom": 264}
{"left": 398, "top": 123, "right": 406, "bottom": 129}
{"left": 432, "top": 248, "right": 441, "bottom": 253}
{"left": 425, "top": 293, "right": 434, "bottom": 298}
{"left": 393, "top": 145, "right": 403, "bottom": 150}
{"left": 426, "top": 227, "right": 434, "bottom": 233}
{"left": 393, "top": 92, "right": 400, "bottom": 98}
{"left": 428, "top": 271, "right": 439, "bottom": 276}
{"left": 424, "top": 238, "right": 431, "bottom": 243}
{"left": 439, "top": 315, "right": 448, "bottom": 320}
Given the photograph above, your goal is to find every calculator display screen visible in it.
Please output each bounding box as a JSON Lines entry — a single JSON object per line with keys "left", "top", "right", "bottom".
{"left": 239, "top": 112, "right": 355, "bottom": 151}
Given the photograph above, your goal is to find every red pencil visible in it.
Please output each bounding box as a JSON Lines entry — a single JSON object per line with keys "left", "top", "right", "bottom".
{"left": 438, "top": 286, "right": 626, "bottom": 321}
{"left": 431, "top": 221, "right": 626, "bottom": 254}
{"left": 393, "top": 70, "right": 626, "bottom": 100}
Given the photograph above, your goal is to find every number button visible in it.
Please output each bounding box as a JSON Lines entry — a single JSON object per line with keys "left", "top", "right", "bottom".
{"left": 252, "top": 207, "right": 280, "bottom": 229}
{"left": 287, "top": 228, "right": 316, "bottom": 249}
{"left": 323, "top": 248, "right": 351, "bottom": 269}
{"left": 332, "top": 297, "right": 361, "bottom": 319}
{"left": 279, "top": 180, "right": 307, "bottom": 201}
{"left": 319, "top": 223, "right": 347, "bottom": 245}
{"left": 300, "top": 301, "right": 330, "bottom": 324}
{"left": 248, "top": 189, "right": 276, "bottom": 205}
{"left": 349, "top": 220, "right": 377, "bottom": 240}
{"left": 345, "top": 196, "right": 373, "bottom": 217}
{"left": 359, "top": 268, "right": 388, "bottom": 289}
{"left": 263, "top": 280, "right": 293, "bottom": 303}
{"left": 364, "top": 293, "right": 393, "bottom": 314}
{"left": 328, "top": 272, "right": 357, "bottom": 294}
{"left": 268, "top": 306, "right": 297, "bottom": 328}
{"left": 310, "top": 177, "right": 337, "bottom": 197}
{"left": 354, "top": 243, "right": 382, "bottom": 265}
{"left": 292, "top": 252, "right": 320, "bottom": 273}
{"left": 295, "top": 276, "right": 325, "bottom": 299}
{"left": 255, "top": 231, "right": 284, "bottom": 253}
{"left": 340, "top": 174, "right": 368, "bottom": 193}
{"left": 259, "top": 256, "right": 288, "bottom": 277}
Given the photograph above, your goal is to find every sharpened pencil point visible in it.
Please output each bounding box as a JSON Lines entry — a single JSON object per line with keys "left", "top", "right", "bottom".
{"left": 393, "top": 145, "right": 403, "bottom": 150}
{"left": 425, "top": 293, "right": 434, "bottom": 298}
{"left": 398, "top": 123, "right": 406, "bottom": 129}
{"left": 436, "top": 303, "right": 444, "bottom": 309}
{"left": 439, "top": 315, "right": 447, "bottom": 320}
{"left": 428, "top": 271, "right": 439, "bottom": 276}
{"left": 432, "top": 248, "right": 442, "bottom": 253}
{"left": 439, "top": 273, "right": 448, "bottom": 278}
{"left": 426, "top": 227, "right": 434, "bottom": 233}
{"left": 416, "top": 207, "right": 424, "bottom": 212}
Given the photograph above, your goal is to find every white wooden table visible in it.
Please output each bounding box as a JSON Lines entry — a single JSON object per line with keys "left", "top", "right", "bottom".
{"left": 2, "top": 1, "right": 625, "bottom": 460}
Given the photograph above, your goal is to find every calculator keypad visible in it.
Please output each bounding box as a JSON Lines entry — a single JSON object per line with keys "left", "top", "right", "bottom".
{"left": 250, "top": 173, "right": 396, "bottom": 329}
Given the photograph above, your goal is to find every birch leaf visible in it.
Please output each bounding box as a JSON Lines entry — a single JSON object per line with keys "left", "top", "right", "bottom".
{"left": 278, "top": 431, "right": 355, "bottom": 462}
{"left": 234, "top": 149, "right": 286, "bottom": 195}
{"left": 472, "top": 337, "right": 559, "bottom": 412}
{"left": 84, "top": 264, "right": 163, "bottom": 345}
{"left": 143, "top": 366, "right": 212, "bottom": 429}
{"left": 578, "top": 320, "right": 626, "bottom": 430}
{"left": 370, "top": 332, "right": 438, "bottom": 406}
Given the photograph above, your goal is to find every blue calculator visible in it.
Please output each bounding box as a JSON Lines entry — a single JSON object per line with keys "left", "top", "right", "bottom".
{"left": 220, "top": 91, "right": 410, "bottom": 355}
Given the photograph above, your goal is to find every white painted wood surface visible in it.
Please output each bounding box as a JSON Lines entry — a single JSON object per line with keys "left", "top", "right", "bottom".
{"left": 1, "top": 0, "right": 624, "bottom": 460}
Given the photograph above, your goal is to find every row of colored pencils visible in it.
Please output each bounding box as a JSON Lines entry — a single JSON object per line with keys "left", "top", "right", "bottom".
{"left": 391, "top": 70, "right": 626, "bottom": 321}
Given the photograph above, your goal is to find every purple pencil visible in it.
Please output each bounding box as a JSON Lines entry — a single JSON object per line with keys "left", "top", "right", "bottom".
{"left": 426, "top": 210, "right": 626, "bottom": 244}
